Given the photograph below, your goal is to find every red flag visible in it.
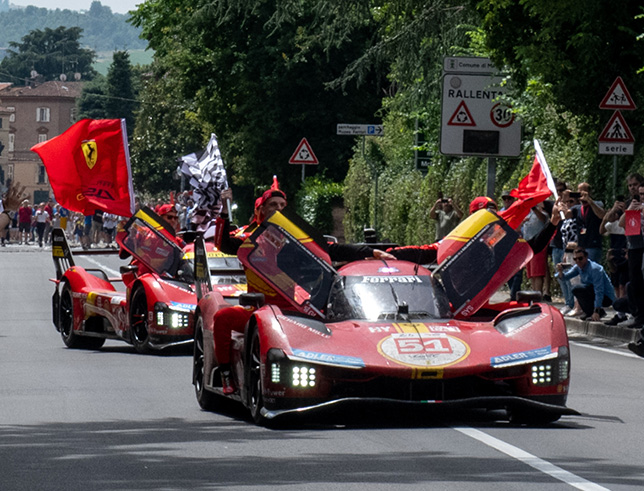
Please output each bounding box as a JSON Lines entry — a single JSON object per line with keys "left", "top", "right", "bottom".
{"left": 624, "top": 209, "right": 642, "bottom": 236}
{"left": 499, "top": 140, "right": 555, "bottom": 230}
{"left": 31, "top": 119, "right": 134, "bottom": 217}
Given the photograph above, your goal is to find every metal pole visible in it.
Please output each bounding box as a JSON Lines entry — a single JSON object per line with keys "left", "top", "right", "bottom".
{"left": 486, "top": 157, "right": 496, "bottom": 198}
{"left": 612, "top": 155, "right": 617, "bottom": 201}
{"left": 301, "top": 163, "right": 305, "bottom": 183}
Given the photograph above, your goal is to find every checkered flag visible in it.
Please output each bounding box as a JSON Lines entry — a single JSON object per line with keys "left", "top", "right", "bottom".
{"left": 179, "top": 133, "right": 230, "bottom": 235}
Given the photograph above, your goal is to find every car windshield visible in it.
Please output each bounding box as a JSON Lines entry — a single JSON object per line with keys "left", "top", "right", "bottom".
{"left": 326, "top": 274, "right": 452, "bottom": 322}
{"left": 122, "top": 217, "right": 183, "bottom": 277}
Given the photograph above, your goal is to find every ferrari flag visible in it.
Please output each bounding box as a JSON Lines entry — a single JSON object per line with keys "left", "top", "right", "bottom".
{"left": 31, "top": 118, "right": 135, "bottom": 217}
{"left": 499, "top": 139, "right": 556, "bottom": 230}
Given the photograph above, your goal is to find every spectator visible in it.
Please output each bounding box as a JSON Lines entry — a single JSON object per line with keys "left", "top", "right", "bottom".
{"left": 0, "top": 181, "right": 25, "bottom": 236}
{"left": 102, "top": 213, "right": 119, "bottom": 246}
{"left": 18, "top": 199, "right": 32, "bottom": 244}
{"left": 522, "top": 201, "right": 550, "bottom": 298}
{"left": 555, "top": 247, "right": 615, "bottom": 321}
{"left": 91, "top": 209, "right": 104, "bottom": 246}
{"left": 567, "top": 182, "right": 605, "bottom": 263}
{"left": 429, "top": 198, "right": 463, "bottom": 241}
{"left": 619, "top": 175, "right": 644, "bottom": 332}
{"left": 34, "top": 202, "right": 50, "bottom": 247}
{"left": 429, "top": 196, "right": 463, "bottom": 241}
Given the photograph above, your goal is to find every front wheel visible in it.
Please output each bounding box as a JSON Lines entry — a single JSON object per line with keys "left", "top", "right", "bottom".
{"left": 59, "top": 284, "right": 105, "bottom": 350}
{"left": 193, "top": 315, "right": 218, "bottom": 411}
{"left": 130, "top": 287, "right": 151, "bottom": 354}
{"left": 247, "top": 329, "right": 266, "bottom": 425}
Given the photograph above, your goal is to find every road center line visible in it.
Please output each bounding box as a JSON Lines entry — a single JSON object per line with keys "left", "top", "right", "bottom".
{"left": 82, "top": 256, "right": 121, "bottom": 277}
{"left": 452, "top": 426, "right": 609, "bottom": 490}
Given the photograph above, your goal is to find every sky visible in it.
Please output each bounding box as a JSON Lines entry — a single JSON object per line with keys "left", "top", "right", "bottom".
{"left": 9, "top": 0, "right": 140, "bottom": 14}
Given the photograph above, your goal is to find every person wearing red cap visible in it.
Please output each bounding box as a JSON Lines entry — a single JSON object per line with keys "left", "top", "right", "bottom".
{"left": 213, "top": 181, "right": 394, "bottom": 394}
{"left": 468, "top": 196, "right": 498, "bottom": 214}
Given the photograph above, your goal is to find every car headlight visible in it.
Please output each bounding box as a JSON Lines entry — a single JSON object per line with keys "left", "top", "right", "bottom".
{"left": 154, "top": 303, "right": 191, "bottom": 329}
{"left": 267, "top": 349, "right": 317, "bottom": 389}
{"left": 531, "top": 346, "right": 569, "bottom": 386}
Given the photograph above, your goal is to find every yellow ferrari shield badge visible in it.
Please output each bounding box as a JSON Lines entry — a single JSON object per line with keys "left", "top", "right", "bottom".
{"left": 81, "top": 140, "right": 98, "bottom": 169}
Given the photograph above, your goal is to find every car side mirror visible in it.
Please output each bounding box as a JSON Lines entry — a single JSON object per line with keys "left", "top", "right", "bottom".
{"left": 120, "top": 264, "right": 139, "bottom": 275}
{"left": 239, "top": 292, "right": 265, "bottom": 308}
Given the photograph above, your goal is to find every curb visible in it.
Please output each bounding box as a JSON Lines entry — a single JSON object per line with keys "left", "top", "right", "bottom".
{"left": 564, "top": 316, "right": 640, "bottom": 343}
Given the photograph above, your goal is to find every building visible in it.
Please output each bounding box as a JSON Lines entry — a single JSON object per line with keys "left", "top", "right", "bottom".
{"left": 0, "top": 81, "right": 83, "bottom": 204}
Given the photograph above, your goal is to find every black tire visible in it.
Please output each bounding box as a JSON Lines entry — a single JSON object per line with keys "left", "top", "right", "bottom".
{"left": 59, "top": 284, "right": 105, "bottom": 350}
{"left": 193, "top": 315, "right": 218, "bottom": 411}
{"left": 508, "top": 406, "right": 561, "bottom": 425}
{"left": 130, "top": 287, "right": 151, "bottom": 354}
{"left": 247, "top": 329, "right": 266, "bottom": 425}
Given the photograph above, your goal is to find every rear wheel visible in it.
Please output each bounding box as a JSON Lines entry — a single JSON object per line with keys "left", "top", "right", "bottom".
{"left": 130, "top": 287, "right": 151, "bottom": 354}
{"left": 247, "top": 329, "right": 266, "bottom": 425}
{"left": 193, "top": 315, "right": 218, "bottom": 411}
{"left": 59, "top": 284, "right": 105, "bottom": 350}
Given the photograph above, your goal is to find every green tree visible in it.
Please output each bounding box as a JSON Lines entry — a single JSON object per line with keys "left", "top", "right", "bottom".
{"left": 0, "top": 26, "right": 97, "bottom": 82}
{"left": 76, "top": 74, "right": 107, "bottom": 119}
{"left": 105, "top": 51, "right": 136, "bottom": 129}
{"left": 129, "top": 0, "right": 385, "bottom": 199}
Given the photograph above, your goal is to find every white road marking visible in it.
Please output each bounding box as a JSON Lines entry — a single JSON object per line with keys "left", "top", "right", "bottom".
{"left": 453, "top": 426, "right": 609, "bottom": 490}
{"left": 82, "top": 256, "right": 121, "bottom": 277}
{"left": 570, "top": 340, "right": 642, "bottom": 359}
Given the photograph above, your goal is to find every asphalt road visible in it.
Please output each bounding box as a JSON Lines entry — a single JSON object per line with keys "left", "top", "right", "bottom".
{"left": 1, "top": 246, "right": 643, "bottom": 490}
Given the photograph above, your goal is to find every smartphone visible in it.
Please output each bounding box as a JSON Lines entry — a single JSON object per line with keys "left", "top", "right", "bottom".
{"left": 616, "top": 195, "right": 625, "bottom": 202}
{"left": 441, "top": 199, "right": 449, "bottom": 204}
{"left": 634, "top": 195, "right": 641, "bottom": 202}
{"left": 569, "top": 192, "right": 582, "bottom": 199}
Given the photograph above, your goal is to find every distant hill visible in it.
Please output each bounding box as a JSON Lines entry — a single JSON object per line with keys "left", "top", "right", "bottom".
{"left": 0, "top": 1, "right": 147, "bottom": 52}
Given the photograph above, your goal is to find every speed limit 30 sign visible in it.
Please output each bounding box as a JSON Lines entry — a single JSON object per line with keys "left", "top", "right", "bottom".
{"left": 440, "top": 64, "right": 521, "bottom": 157}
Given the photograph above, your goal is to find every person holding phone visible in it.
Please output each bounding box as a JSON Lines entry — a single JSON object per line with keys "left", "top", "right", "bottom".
{"left": 429, "top": 196, "right": 463, "bottom": 241}
{"left": 566, "top": 182, "right": 605, "bottom": 264}
{"left": 618, "top": 174, "right": 644, "bottom": 334}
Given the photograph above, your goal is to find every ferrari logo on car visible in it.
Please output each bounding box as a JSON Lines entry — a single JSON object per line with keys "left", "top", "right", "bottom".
{"left": 81, "top": 140, "right": 98, "bottom": 169}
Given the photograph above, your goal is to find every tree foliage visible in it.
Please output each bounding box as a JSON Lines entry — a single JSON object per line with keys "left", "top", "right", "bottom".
{"left": 0, "top": 26, "right": 97, "bottom": 83}
{"left": 0, "top": 2, "right": 146, "bottom": 52}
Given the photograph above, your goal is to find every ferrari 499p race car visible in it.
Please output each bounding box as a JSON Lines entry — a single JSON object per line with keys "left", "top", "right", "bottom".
{"left": 50, "top": 207, "right": 245, "bottom": 353}
{"left": 192, "top": 210, "right": 578, "bottom": 425}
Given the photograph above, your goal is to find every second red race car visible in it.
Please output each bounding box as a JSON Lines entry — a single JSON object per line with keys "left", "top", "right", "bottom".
{"left": 191, "top": 210, "right": 578, "bottom": 426}
{"left": 51, "top": 207, "right": 245, "bottom": 353}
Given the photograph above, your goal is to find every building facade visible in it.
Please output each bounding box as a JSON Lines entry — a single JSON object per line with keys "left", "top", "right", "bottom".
{"left": 0, "top": 81, "right": 83, "bottom": 204}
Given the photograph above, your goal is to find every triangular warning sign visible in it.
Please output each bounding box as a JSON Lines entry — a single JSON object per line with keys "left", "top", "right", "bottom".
{"left": 599, "top": 76, "right": 636, "bottom": 110}
{"left": 598, "top": 111, "right": 635, "bottom": 143}
{"left": 289, "top": 137, "right": 319, "bottom": 165}
{"left": 448, "top": 101, "right": 476, "bottom": 126}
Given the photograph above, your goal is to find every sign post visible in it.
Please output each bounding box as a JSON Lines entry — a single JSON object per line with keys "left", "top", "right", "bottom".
{"left": 598, "top": 76, "right": 636, "bottom": 199}
{"left": 337, "top": 123, "right": 384, "bottom": 229}
{"left": 289, "top": 137, "right": 319, "bottom": 182}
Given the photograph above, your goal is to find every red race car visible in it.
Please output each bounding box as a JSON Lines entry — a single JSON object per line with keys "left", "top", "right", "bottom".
{"left": 192, "top": 210, "right": 577, "bottom": 425}
{"left": 51, "top": 207, "right": 245, "bottom": 353}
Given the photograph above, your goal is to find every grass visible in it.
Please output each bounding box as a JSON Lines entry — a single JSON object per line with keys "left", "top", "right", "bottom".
{"left": 93, "top": 49, "right": 154, "bottom": 75}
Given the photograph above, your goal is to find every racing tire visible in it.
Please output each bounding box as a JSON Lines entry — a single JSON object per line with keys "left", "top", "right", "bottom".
{"left": 247, "top": 328, "right": 267, "bottom": 425}
{"left": 59, "top": 284, "right": 105, "bottom": 350}
{"left": 508, "top": 406, "right": 561, "bottom": 426}
{"left": 130, "top": 287, "right": 152, "bottom": 354}
{"left": 193, "top": 316, "right": 219, "bottom": 411}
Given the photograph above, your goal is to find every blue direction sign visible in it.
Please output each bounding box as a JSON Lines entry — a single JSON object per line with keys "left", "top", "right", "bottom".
{"left": 337, "top": 124, "right": 384, "bottom": 136}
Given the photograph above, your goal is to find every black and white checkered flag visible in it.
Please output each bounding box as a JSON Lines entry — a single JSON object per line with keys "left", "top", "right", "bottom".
{"left": 179, "top": 133, "right": 229, "bottom": 234}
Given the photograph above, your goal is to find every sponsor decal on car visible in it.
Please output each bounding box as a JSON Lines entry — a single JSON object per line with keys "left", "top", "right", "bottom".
{"left": 491, "top": 346, "right": 555, "bottom": 367}
{"left": 169, "top": 301, "right": 196, "bottom": 312}
{"left": 378, "top": 332, "right": 469, "bottom": 368}
{"left": 291, "top": 349, "right": 365, "bottom": 368}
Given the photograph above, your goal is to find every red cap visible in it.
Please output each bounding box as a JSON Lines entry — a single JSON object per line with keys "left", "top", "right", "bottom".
{"left": 469, "top": 196, "right": 496, "bottom": 214}
{"left": 157, "top": 204, "right": 175, "bottom": 216}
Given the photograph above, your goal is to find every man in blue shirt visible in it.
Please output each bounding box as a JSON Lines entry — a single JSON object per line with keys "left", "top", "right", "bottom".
{"left": 555, "top": 247, "right": 615, "bottom": 321}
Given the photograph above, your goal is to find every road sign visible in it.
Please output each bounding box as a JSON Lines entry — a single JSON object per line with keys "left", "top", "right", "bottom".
{"left": 336, "top": 124, "right": 384, "bottom": 136}
{"left": 598, "top": 111, "right": 634, "bottom": 155}
{"left": 440, "top": 72, "right": 521, "bottom": 157}
{"left": 443, "top": 57, "right": 497, "bottom": 74}
{"left": 599, "top": 76, "right": 636, "bottom": 110}
{"left": 289, "top": 138, "right": 319, "bottom": 165}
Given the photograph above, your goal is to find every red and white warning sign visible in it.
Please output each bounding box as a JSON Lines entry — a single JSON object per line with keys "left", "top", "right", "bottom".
{"left": 288, "top": 137, "right": 319, "bottom": 165}
{"left": 599, "top": 111, "right": 634, "bottom": 142}
{"left": 599, "top": 76, "right": 636, "bottom": 110}
{"left": 598, "top": 111, "right": 635, "bottom": 155}
{"left": 447, "top": 101, "right": 476, "bottom": 126}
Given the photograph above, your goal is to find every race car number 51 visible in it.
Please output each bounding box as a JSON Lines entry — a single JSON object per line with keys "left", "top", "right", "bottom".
{"left": 395, "top": 337, "right": 452, "bottom": 354}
